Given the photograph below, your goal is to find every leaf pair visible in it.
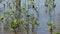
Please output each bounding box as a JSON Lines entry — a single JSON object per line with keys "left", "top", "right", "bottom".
{"left": 48, "top": 20, "right": 54, "bottom": 26}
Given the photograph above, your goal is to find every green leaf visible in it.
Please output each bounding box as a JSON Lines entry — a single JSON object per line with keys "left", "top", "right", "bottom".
{"left": 22, "top": 7, "right": 26, "bottom": 11}
{"left": 24, "top": 22, "right": 29, "bottom": 29}
{"left": 48, "top": 20, "right": 54, "bottom": 26}
{"left": 32, "top": 20, "right": 36, "bottom": 25}
{"left": 45, "top": 3, "right": 48, "bottom": 7}
{"left": 13, "top": 19, "right": 17, "bottom": 26}
{"left": 4, "top": 11, "right": 10, "bottom": 15}
{"left": 52, "top": 32, "right": 54, "bottom": 34}
{"left": 48, "top": 27, "right": 51, "bottom": 30}
{"left": 56, "top": 32, "right": 60, "bottom": 34}
{"left": 32, "top": 20, "right": 38, "bottom": 25}
{"left": 26, "top": 14, "right": 30, "bottom": 17}
{"left": 11, "top": 8, "right": 14, "bottom": 12}
{"left": 28, "top": 4, "right": 33, "bottom": 7}
{"left": 10, "top": 19, "right": 17, "bottom": 30}
{"left": 14, "top": 19, "right": 17, "bottom": 23}
{"left": 0, "top": 0, "right": 2, "bottom": 3}
{"left": 48, "top": 23, "right": 52, "bottom": 26}
{"left": 0, "top": 17, "right": 4, "bottom": 22}
{"left": 10, "top": 27, "right": 14, "bottom": 31}
{"left": 20, "top": 18, "right": 24, "bottom": 24}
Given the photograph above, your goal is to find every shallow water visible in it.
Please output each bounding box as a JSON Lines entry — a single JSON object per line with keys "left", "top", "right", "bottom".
{"left": 0, "top": 0, "right": 60, "bottom": 34}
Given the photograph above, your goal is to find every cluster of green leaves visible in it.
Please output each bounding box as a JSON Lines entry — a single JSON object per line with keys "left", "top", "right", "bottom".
{"left": 28, "top": 0, "right": 34, "bottom": 7}
{"left": 10, "top": 17, "right": 25, "bottom": 31}
{"left": 47, "top": 20, "right": 54, "bottom": 31}
{"left": 0, "top": 1, "right": 15, "bottom": 31}
{"left": 45, "top": 0, "right": 56, "bottom": 14}
{"left": 22, "top": 0, "right": 39, "bottom": 29}
{"left": 56, "top": 32, "right": 60, "bottom": 34}
{"left": 4, "top": 11, "right": 10, "bottom": 15}
{"left": 0, "top": 17, "right": 4, "bottom": 23}
{"left": 48, "top": 20, "right": 54, "bottom": 27}
{"left": 24, "top": 22, "right": 29, "bottom": 30}
{"left": 20, "top": 18, "right": 24, "bottom": 24}
{"left": 32, "top": 19, "right": 39, "bottom": 27}
{"left": 0, "top": 0, "right": 39, "bottom": 34}
{"left": 10, "top": 19, "right": 17, "bottom": 31}
{"left": 31, "top": 14, "right": 39, "bottom": 27}
{"left": 0, "top": 0, "right": 2, "bottom": 3}
{"left": 21, "top": 1, "right": 39, "bottom": 33}
{"left": 28, "top": 0, "right": 38, "bottom": 10}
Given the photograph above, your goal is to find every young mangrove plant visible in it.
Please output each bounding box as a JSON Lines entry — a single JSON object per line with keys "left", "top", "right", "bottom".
{"left": 31, "top": 15, "right": 39, "bottom": 34}
{"left": 20, "top": 0, "right": 40, "bottom": 34}
{"left": 4, "top": 0, "right": 23, "bottom": 34}
{"left": 21, "top": 2, "right": 30, "bottom": 34}
{"left": 0, "top": 0, "right": 39, "bottom": 34}
{"left": 45, "top": 0, "right": 56, "bottom": 34}
{"left": 28, "top": 0, "right": 39, "bottom": 34}
{"left": 10, "top": 19, "right": 18, "bottom": 34}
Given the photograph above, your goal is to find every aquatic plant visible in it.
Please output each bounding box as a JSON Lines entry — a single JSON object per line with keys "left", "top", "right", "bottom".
{"left": 45, "top": 0, "right": 56, "bottom": 34}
